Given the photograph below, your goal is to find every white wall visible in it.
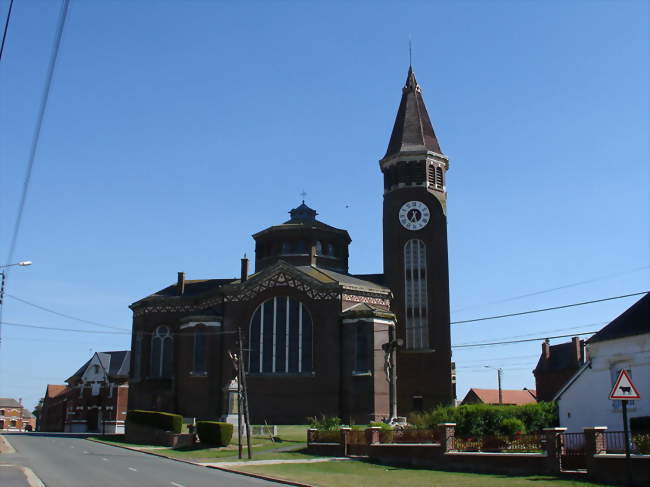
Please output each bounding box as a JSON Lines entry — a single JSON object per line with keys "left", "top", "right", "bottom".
{"left": 558, "top": 333, "right": 650, "bottom": 432}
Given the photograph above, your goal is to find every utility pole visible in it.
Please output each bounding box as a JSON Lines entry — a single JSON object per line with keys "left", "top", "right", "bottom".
{"left": 484, "top": 366, "right": 503, "bottom": 404}
{"left": 238, "top": 327, "right": 253, "bottom": 459}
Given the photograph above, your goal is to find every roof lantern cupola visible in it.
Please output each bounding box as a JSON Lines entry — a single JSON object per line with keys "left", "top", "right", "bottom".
{"left": 252, "top": 202, "right": 351, "bottom": 273}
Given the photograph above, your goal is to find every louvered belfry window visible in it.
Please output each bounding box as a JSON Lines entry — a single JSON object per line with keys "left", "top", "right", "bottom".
{"left": 248, "top": 296, "right": 313, "bottom": 374}
{"left": 404, "top": 239, "right": 429, "bottom": 349}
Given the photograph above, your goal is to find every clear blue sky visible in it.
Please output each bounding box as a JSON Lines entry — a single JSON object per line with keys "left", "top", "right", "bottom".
{"left": 1, "top": 0, "right": 648, "bottom": 412}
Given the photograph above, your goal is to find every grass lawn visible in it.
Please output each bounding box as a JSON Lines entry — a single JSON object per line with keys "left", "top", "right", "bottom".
{"left": 89, "top": 425, "right": 311, "bottom": 461}
{"left": 233, "top": 461, "right": 612, "bottom": 487}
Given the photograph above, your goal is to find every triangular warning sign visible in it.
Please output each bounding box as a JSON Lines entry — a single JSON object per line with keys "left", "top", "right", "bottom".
{"left": 609, "top": 369, "right": 641, "bottom": 400}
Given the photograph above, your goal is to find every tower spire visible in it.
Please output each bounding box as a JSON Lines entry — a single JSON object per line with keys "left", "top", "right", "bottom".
{"left": 383, "top": 66, "right": 442, "bottom": 159}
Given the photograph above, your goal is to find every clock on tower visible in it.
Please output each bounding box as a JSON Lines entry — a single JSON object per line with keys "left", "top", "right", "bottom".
{"left": 380, "top": 66, "right": 453, "bottom": 414}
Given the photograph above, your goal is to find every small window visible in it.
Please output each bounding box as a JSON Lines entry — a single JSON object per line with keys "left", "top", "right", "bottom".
{"left": 315, "top": 241, "right": 323, "bottom": 255}
{"left": 151, "top": 325, "right": 173, "bottom": 378}
{"left": 413, "top": 396, "right": 424, "bottom": 412}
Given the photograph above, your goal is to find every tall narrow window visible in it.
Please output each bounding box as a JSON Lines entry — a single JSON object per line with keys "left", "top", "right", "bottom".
{"left": 248, "top": 296, "right": 313, "bottom": 374}
{"left": 193, "top": 326, "right": 206, "bottom": 374}
{"left": 404, "top": 239, "right": 429, "bottom": 349}
{"left": 133, "top": 335, "right": 143, "bottom": 380}
{"left": 151, "top": 326, "right": 173, "bottom": 378}
{"left": 355, "top": 323, "right": 371, "bottom": 373}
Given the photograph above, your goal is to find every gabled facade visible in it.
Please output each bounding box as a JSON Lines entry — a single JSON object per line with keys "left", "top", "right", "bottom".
{"left": 533, "top": 336, "right": 586, "bottom": 402}
{"left": 128, "top": 65, "right": 453, "bottom": 424}
{"left": 0, "top": 398, "right": 26, "bottom": 431}
{"left": 38, "top": 351, "right": 130, "bottom": 433}
{"left": 555, "top": 294, "right": 649, "bottom": 432}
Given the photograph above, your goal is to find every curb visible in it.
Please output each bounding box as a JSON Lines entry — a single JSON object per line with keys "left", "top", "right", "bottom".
{"left": 86, "top": 438, "right": 319, "bottom": 486}
{"left": 0, "top": 435, "right": 16, "bottom": 454}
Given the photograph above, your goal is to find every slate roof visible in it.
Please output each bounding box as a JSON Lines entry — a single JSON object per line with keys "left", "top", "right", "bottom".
{"left": 69, "top": 351, "right": 131, "bottom": 381}
{"left": 352, "top": 273, "right": 385, "bottom": 286}
{"left": 587, "top": 293, "right": 649, "bottom": 344}
{"left": 462, "top": 388, "right": 537, "bottom": 406}
{"left": 45, "top": 385, "right": 68, "bottom": 399}
{"left": 341, "top": 302, "right": 395, "bottom": 320}
{"left": 296, "top": 266, "right": 390, "bottom": 294}
{"left": 0, "top": 398, "right": 22, "bottom": 408}
{"left": 152, "top": 278, "right": 236, "bottom": 298}
{"left": 253, "top": 202, "right": 350, "bottom": 239}
{"left": 384, "top": 66, "right": 442, "bottom": 159}
{"left": 533, "top": 340, "right": 583, "bottom": 373}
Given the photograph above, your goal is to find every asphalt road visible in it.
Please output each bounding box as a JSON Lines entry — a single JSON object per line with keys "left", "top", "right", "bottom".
{"left": 4, "top": 433, "right": 288, "bottom": 487}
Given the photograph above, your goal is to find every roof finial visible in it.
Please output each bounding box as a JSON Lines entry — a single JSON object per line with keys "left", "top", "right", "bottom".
{"left": 408, "top": 36, "right": 412, "bottom": 68}
{"left": 300, "top": 190, "right": 307, "bottom": 204}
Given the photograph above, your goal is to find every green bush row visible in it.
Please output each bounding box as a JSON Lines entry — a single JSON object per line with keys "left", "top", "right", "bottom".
{"left": 196, "top": 421, "right": 233, "bottom": 446}
{"left": 409, "top": 402, "right": 558, "bottom": 438}
{"left": 126, "top": 410, "right": 183, "bottom": 433}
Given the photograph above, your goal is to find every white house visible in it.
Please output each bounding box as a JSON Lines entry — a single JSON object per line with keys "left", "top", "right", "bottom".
{"left": 555, "top": 294, "right": 649, "bottom": 433}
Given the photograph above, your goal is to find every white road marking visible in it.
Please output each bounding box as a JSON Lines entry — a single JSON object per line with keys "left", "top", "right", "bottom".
{"left": 102, "top": 458, "right": 109, "bottom": 462}
{"left": 171, "top": 482, "right": 185, "bottom": 487}
{"left": 128, "top": 467, "right": 137, "bottom": 472}
{"left": 83, "top": 451, "right": 89, "bottom": 454}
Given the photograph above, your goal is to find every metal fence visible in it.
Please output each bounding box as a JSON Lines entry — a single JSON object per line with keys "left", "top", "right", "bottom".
{"left": 378, "top": 428, "right": 440, "bottom": 444}
{"left": 604, "top": 431, "right": 650, "bottom": 455}
{"left": 453, "top": 434, "right": 544, "bottom": 453}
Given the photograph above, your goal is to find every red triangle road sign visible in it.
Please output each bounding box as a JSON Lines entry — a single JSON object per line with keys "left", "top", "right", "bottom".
{"left": 609, "top": 369, "right": 641, "bottom": 400}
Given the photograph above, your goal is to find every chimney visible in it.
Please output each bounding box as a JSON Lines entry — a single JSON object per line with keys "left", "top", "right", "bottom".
{"left": 241, "top": 254, "right": 249, "bottom": 282}
{"left": 571, "top": 336, "right": 581, "bottom": 364}
{"left": 542, "top": 339, "right": 550, "bottom": 360}
{"left": 309, "top": 243, "right": 317, "bottom": 266}
{"left": 177, "top": 272, "right": 185, "bottom": 296}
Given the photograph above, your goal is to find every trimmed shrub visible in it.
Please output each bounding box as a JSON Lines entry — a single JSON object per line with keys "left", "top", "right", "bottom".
{"left": 407, "top": 402, "right": 557, "bottom": 438}
{"left": 369, "top": 421, "right": 393, "bottom": 431}
{"left": 196, "top": 421, "right": 233, "bottom": 446}
{"left": 126, "top": 410, "right": 182, "bottom": 433}
{"left": 308, "top": 415, "right": 341, "bottom": 431}
{"left": 630, "top": 416, "right": 650, "bottom": 433}
{"left": 498, "top": 417, "right": 526, "bottom": 437}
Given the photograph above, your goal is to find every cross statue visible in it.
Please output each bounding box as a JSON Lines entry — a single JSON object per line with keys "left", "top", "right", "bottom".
{"left": 300, "top": 190, "right": 307, "bottom": 203}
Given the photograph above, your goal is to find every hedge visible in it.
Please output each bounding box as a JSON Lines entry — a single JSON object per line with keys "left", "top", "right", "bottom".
{"left": 196, "top": 421, "right": 233, "bottom": 446}
{"left": 126, "top": 410, "right": 182, "bottom": 433}
{"left": 409, "top": 402, "right": 558, "bottom": 437}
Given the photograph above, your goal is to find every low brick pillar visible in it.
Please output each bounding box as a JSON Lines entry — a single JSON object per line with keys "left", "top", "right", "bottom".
{"left": 366, "top": 426, "right": 381, "bottom": 445}
{"left": 340, "top": 427, "right": 351, "bottom": 456}
{"left": 307, "top": 428, "right": 317, "bottom": 444}
{"left": 437, "top": 423, "right": 456, "bottom": 452}
{"left": 584, "top": 427, "right": 607, "bottom": 455}
{"left": 543, "top": 427, "right": 566, "bottom": 473}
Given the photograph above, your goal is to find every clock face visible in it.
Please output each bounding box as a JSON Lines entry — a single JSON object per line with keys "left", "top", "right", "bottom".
{"left": 399, "top": 201, "right": 430, "bottom": 231}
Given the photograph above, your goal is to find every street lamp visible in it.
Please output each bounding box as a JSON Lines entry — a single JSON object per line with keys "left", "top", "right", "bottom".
{"left": 484, "top": 366, "right": 503, "bottom": 404}
{"left": 382, "top": 337, "right": 404, "bottom": 421}
{"left": 0, "top": 261, "right": 33, "bottom": 349}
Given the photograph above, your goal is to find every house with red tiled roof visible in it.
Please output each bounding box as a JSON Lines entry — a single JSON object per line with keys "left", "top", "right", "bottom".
{"left": 461, "top": 388, "right": 537, "bottom": 406}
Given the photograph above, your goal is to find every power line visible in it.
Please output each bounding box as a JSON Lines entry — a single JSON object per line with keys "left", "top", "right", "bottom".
{"left": 451, "top": 291, "right": 647, "bottom": 325}
{"left": 5, "top": 0, "right": 70, "bottom": 267}
{"left": 453, "top": 322, "right": 605, "bottom": 346}
{"left": 1, "top": 0, "right": 71, "bottom": 353}
{"left": 6, "top": 294, "right": 128, "bottom": 331}
{"left": 2, "top": 321, "right": 129, "bottom": 334}
{"left": 451, "top": 265, "right": 649, "bottom": 313}
{"left": 0, "top": 0, "right": 14, "bottom": 61}
{"left": 452, "top": 330, "right": 597, "bottom": 349}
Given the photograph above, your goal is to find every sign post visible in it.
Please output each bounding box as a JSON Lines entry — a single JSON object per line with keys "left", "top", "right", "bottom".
{"left": 608, "top": 369, "right": 641, "bottom": 464}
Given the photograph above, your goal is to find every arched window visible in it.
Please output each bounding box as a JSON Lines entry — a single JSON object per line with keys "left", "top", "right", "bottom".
{"left": 404, "top": 240, "right": 429, "bottom": 349}
{"left": 193, "top": 326, "right": 206, "bottom": 374}
{"left": 133, "top": 335, "right": 143, "bottom": 380}
{"left": 315, "top": 241, "right": 323, "bottom": 255}
{"left": 248, "top": 296, "right": 313, "bottom": 374}
{"left": 151, "top": 325, "right": 173, "bottom": 378}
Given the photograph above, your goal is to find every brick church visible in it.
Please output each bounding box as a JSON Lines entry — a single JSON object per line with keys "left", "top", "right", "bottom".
{"left": 128, "top": 66, "right": 453, "bottom": 424}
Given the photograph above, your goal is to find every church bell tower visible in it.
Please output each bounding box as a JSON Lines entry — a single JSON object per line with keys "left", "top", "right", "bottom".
{"left": 381, "top": 66, "right": 453, "bottom": 413}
